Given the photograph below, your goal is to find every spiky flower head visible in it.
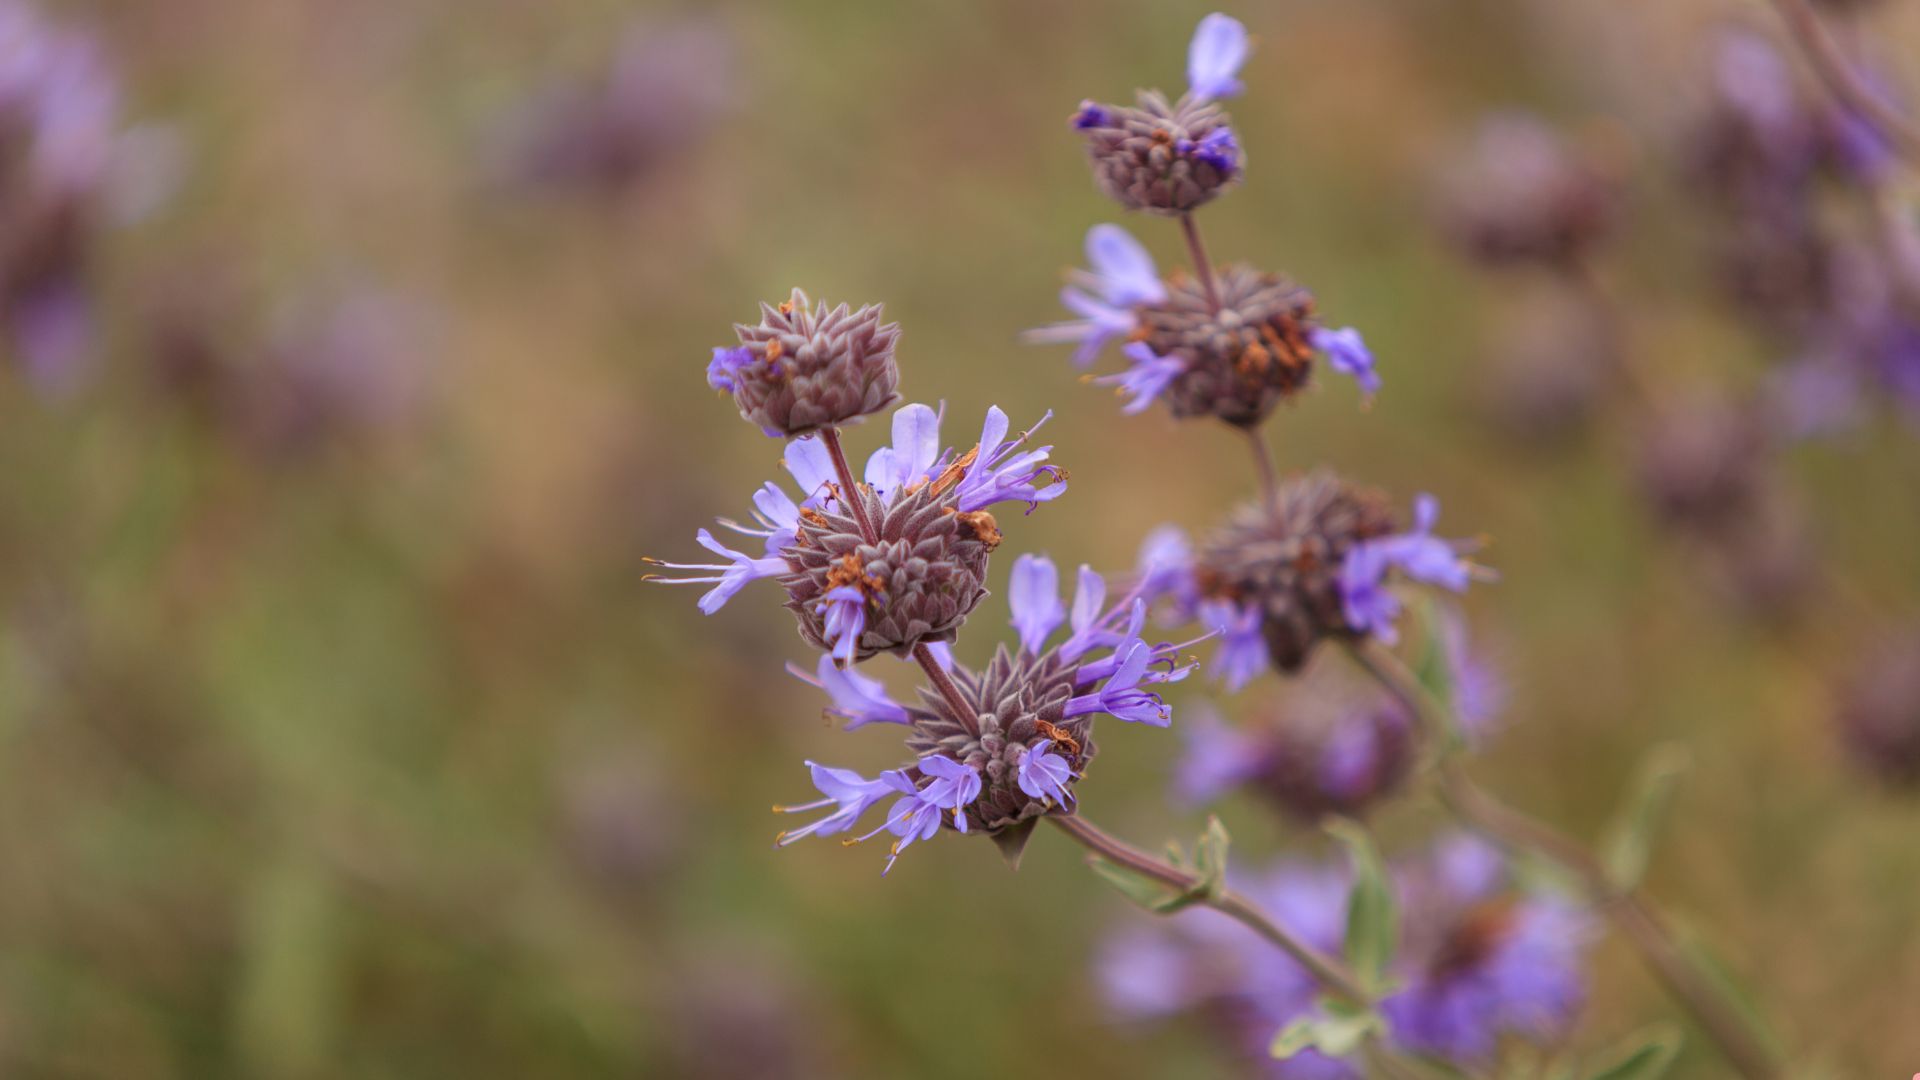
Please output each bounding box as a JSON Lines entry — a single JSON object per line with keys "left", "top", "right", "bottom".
{"left": 1070, "top": 15, "right": 1250, "bottom": 215}
{"left": 1834, "top": 628, "right": 1920, "bottom": 789}
{"left": 1136, "top": 264, "right": 1318, "bottom": 425}
{"left": 712, "top": 288, "right": 901, "bottom": 437}
{"left": 776, "top": 560, "right": 1190, "bottom": 873}
{"left": 1633, "top": 395, "right": 1772, "bottom": 534}
{"left": 1175, "top": 697, "right": 1414, "bottom": 822}
{"left": 1434, "top": 111, "right": 1617, "bottom": 268}
{"left": 1194, "top": 471, "right": 1400, "bottom": 671}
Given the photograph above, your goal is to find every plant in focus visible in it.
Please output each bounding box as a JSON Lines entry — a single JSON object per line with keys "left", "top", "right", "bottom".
{"left": 657, "top": 12, "right": 1808, "bottom": 1080}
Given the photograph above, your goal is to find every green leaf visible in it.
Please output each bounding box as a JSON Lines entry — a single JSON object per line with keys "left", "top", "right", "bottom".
{"left": 1324, "top": 817, "right": 1397, "bottom": 991}
{"left": 1087, "top": 856, "right": 1200, "bottom": 914}
{"left": 1583, "top": 1024, "right": 1682, "bottom": 1080}
{"left": 1599, "top": 743, "right": 1691, "bottom": 891}
{"left": 1268, "top": 1002, "right": 1384, "bottom": 1061}
{"left": 1192, "top": 815, "right": 1230, "bottom": 901}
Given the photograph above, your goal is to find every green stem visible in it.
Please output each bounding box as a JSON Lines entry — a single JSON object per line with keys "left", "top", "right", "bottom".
{"left": 1346, "top": 641, "right": 1784, "bottom": 1080}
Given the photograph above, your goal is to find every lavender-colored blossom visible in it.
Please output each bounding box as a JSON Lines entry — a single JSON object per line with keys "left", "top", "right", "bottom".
{"left": 1097, "top": 342, "right": 1187, "bottom": 415}
{"left": 1182, "top": 127, "right": 1240, "bottom": 176}
{"left": 773, "top": 762, "right": 898, "bottom": 847}
{"left": 863, "top": 402, "right": 945, "bottom": 499}
{"left": 647, "top": 528, "right": 788, "bottom": 614}
{"left": 955, "top": 406, "right": 1067, "bottom": 512}
{"left": 1309, "top": 326, "right": 1380, "bottom": 398}
{"left": 715, "top": 481, "right": 802, "bottom": 556}
{"left": 1016, "top": 738, "right": 1076, "bottom": 806}
{"left": 862, "top": 756, "right": 984, "bottom": 874}
{"left": 1135, "top": 525, "right": 1197, "bottom": 611}
{"left": 1436, "top": 606, "right": 1506, "bottom": 741}
{"left": 1187, "top": 13, "right": 1250, "bottom": 102}
{"left": 784, "top": 435, "right": 840, "bottom": 508}
{"left": 1008, "top": 553, "right": 1067, "bottom": 653}
{"left": 816, "top": 585, "right": 868, "bottom": 666}
{"left": 1341, "top": 495, "right": 1477, "bottom": 641}
{"left": 707, "top": 345, "right": 753, "bottom": 392}
{"left": 785, "top": 654, "right": 909, "bottom": 729}
{"left": 1071, "top": 100, "right": 1110, "bottom": 130}
{"left": 1023, "top": 224, "right": 1165, "bottom": 368}
{"left": 1172, "top": 704, "right": 1268, "bottom": 805}
{"left": 1065, "top": 639, "right": 1172, "bottom": 726}
{"left": 1199, "top": 598, "right": 1267, "bottom": 691}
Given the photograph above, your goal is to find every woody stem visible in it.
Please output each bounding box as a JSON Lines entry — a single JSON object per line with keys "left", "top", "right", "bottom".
{"left": 1181, "top": 213, "right": 1224, "bottom": 315}
{"left": 819, "top": 427, "right": 879, "bottom": 543}
{"left": 913, "top": 643, "right": 980, "bottom": 739}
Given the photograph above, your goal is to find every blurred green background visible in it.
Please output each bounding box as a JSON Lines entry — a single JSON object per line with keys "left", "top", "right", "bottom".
{"left": 3, "top": 0, "right": 1919, "bottom": 1076}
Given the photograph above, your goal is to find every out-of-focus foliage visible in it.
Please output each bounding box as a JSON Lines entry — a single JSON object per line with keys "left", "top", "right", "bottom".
{"left": 0, "top": 0, "right": 1916, "bottom": 1076}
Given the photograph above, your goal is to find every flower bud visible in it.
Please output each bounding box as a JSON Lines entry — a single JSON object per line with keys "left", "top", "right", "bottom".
{"left": 1075, "top": 92, "right": 1242, "bottom": 215}
{"left": 717, "top": 288, "right": 901, "bottom": 437}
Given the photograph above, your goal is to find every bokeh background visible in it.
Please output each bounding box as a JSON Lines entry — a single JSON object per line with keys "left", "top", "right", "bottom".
{"left": 2, "top": 0, "right": 1918, "bottom": 1076}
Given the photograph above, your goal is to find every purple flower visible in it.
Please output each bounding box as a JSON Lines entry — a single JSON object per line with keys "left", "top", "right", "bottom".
{"left": 1341, "top": 494, "right": 1479, "bottom": 641}
{"left": 706, "top": 344, "right": 753, "bottom": 392}
{"left": 1058, "top": 564, "right": 1111, "bottom": 660}
{"left": 955, "top": 406, "right": 1067, "bottom": 512}
{"left": 1173, "top": 704, "right": 1268, "bottom": 805}
{"left": 1199, "top": 598, "right": 1267, "bottom": 692}
{"left": 1016, "top": 738, "right": 1076, "bottom": 806}
{"left": 647, "top": 528, "right": 789, "bottom": 614}
{"left": 816, "top": 585, "right": 868, "bottom": 666}
{"left": 716, "top": 481, "right": 802, "bottom": 556}
{"left": 914, "top": 754, "right": 984, "bottom": 822}
{"left": 1382, "top": 837, "right": 1594, "bottom": 1064}
{"left": 1435, "top": 607, "right": 1506, "bottom": 742}
{"left": 1096, "top": 342, "right": 1187, "bottom": 415}
{"left": 785, "top": 654, "right": 909, "bottom": 729}
{"left": 1023, "top": 224, "right": 1165, "bottom": 368}
{"left": 772, "top": 762, "right": 898, "bottom": 847}
{"left": 859, "top": 755, "right": 983, "bottom": 874}
{"left": 1135, "top": 525, "right": 1197, "bottom": 612}
{"left": 1072, "top": 100, "right": 1111, "bottom": 130}
{"left": 1181, "top": 127, "right": 1240, "bottom": 176}
{"left": 1065, "top": 639, "right": 1172, "bottom": 726}
{"left": 864, "top": 402, "right": 945, "bottom": 500}
{"left": 1187, "top": 13, "right": 1250, "bottom": 102}
{"left": 1008, "top": 553, "right": 1067, "bottom": 653}
{"left": 784, "top": 436, "right": 840, "bottom": 508}
{"left": 1309, "top": 326, "right": 1380, "bottom": 399}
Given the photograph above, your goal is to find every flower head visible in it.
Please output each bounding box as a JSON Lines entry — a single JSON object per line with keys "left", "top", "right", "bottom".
{"left": 715, "top": 288, "right": 902, "bottom": 437}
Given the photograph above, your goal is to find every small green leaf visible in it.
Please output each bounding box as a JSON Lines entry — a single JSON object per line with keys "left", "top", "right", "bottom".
{"left": 1583, "top": 1024, "right": 1682, "bottom": 1080}
{"left": 1192, "top": 815, "right": 1230, "bottom": 901}
{"left": 1599, "top": 743, "right": 1691, "bottom": 891}
{"left": 1268, "top": 1002, "right": 1384, "bottom": 1061}
{"left": 1324, "top": 817, "right": 1397, "bottom": 991}
{"left": 1087, "top": 856, "right": 1200, "bottom": 914}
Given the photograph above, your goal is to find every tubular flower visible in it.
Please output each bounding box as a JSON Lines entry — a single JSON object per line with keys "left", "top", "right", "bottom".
{"left": 1021, "top": 224, "right": 1166, "bottom": 368}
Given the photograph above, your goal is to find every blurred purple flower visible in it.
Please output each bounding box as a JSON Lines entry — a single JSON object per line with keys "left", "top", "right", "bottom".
{"left": 1008, "top": 552, "right": 1067, "bottom": 653}
{"left": 1095, "top": 342, "right": 1186, "bottom": 414}
{"left": 1022, "top": 224, "right": 1164, "bottom": 368}
{"left": 1187, "top": 13, "right": 1250, "bottom": 102}
{"left": 1309, "top": 326, "right": 1380, "bottom": 399}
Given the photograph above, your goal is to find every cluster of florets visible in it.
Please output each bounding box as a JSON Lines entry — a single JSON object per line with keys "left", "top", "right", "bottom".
{"left": 0, "top": 1, "right": 163, "bottom": 396}
{"left": 707, "top": 288, "right": 903, "bottom": 438}
{"left": 1030, "top": 16, "right": 1380, "bottom": 427}
{"left": 1070, "top": 14, "right": 1249, "bottom": 215}
{"left": 1833, "top": 627, "right": 1920, "bottom": 789}
{"left": 1025, "top": 222, "right": 1380, "bottom": 427}
{"left": 657, "top": 290, "right": 1198, "bottom": 873}
{"left": 1680, "top": 26, "right": 1920, "bottom": 433}
{"left": 1432, "top": 111, "right": 1619, "bottom": 270}
{"left": 1100, "top": 835, "right": 1592, "bottom": 1076}
{"left": 1133, "top": 472, "right": 1483, "bottom": 677}
{"left": 778, "top": 556, "right": 1200, "bottom": 871}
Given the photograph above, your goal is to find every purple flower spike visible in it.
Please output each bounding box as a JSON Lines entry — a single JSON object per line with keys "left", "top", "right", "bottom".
{"left": 816, "top": 586, "right": 869, "bottom": 666}
{"left": 1009, "top": 553, "right": 1067, "bottom": 653}
{"left": 785, "top": 654, "right": 909, "bottom": 729}
{"left": 955, "top": 406, "right": 1067, "bottom": 512}
{"left": 1023, "top": 224, "right": 1164, "bottom": 368}
{"left": 1310, "top": 326, "right": 1380, "bottom": 399}
{"left": 1199, "top": 598, "right": 1266, "bottom": 691}
{"left": 773, "top": 762, "right": 898, "bottom": 847}
{"left": 1187, "top": 13, "right": 1250, "bottom": 101}
{"left": 1097, "top": 342, "right": 1187, "bottom": 415}
{"left": 706, "top": 345, "right": 753, "bottom": 392}
{"left": 1017, "top": 738, "right": 1076, "bottom": 806}
{"left": 647, "top": 528, "right": 789, "bottom": 614}
{"left": 1065, "top": 639, "right": 1173, "bottom": 726}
